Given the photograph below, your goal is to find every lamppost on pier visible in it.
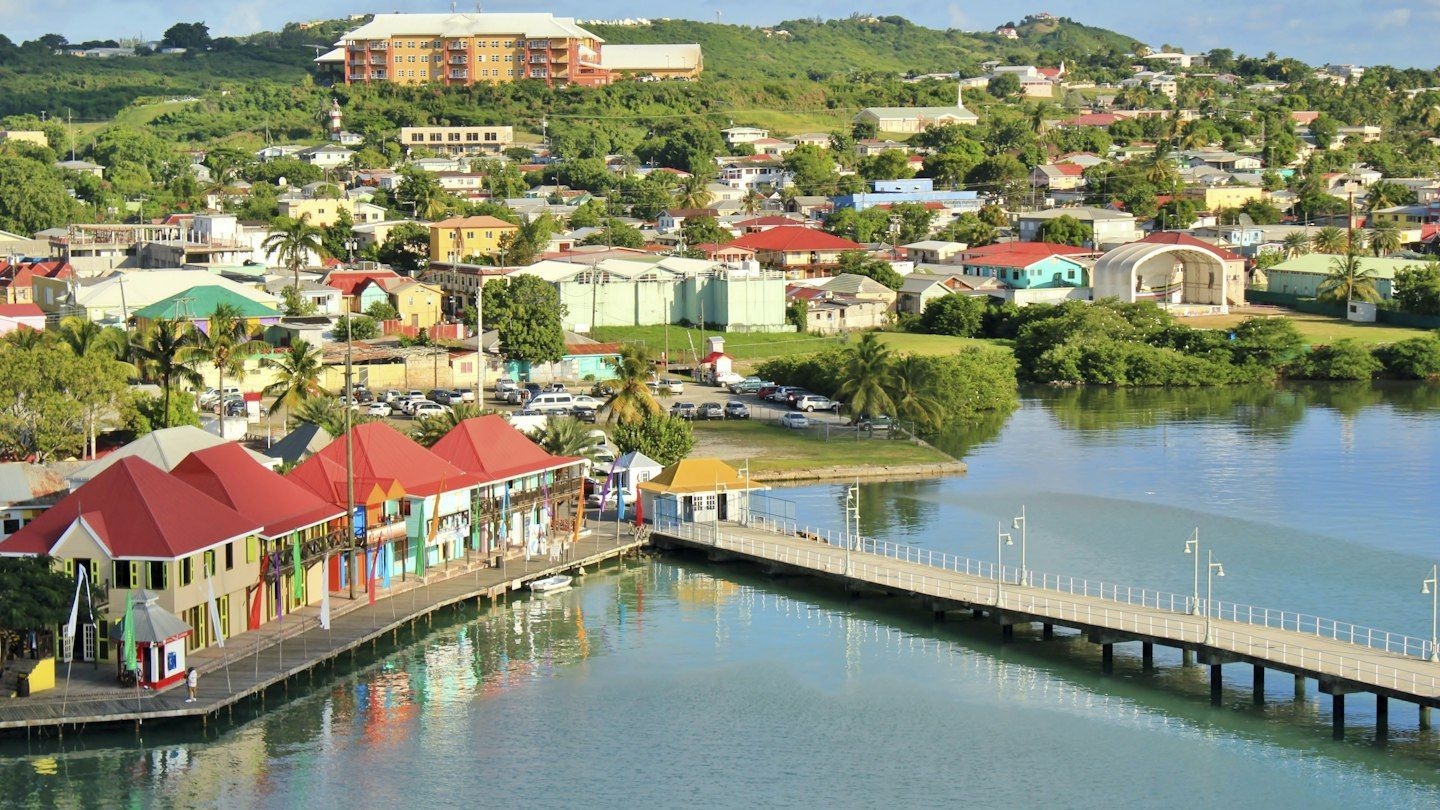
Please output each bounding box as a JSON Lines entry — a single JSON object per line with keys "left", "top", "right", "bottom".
{"left": 1012, "top": 505, "right": 1028, "bottom": 586}
{"left": 1184, "top": 528, "right": 1201, "bottom": 616}
{"left": 1205, "top": 550, "right": 1225, "bottom": 645}
{"left": 844, "top": 482, "right": 859, "bottom": 577}
{"left": 1422, "top": 564, "right": 1439, "bottom": 663}
{"left": 996, "top": 522, "right": 1013, "bottom": 607}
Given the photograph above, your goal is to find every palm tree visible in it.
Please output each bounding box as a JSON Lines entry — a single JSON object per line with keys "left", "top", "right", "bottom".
{"left": 261, "top": 214, "right": 325, "bottom": 292}
{"left": 56, "top": 316, "right": 127, "bottom": 362}
{"left": 885, "top": 355, "right": 942, "bottom": 431}
{"left": 673, "top": 174, "right": 714, "bottom": 210}
{"left": 602, "top": 344, "right": 662, "bottom": 425}
{"left": 1282, "top": 231, "right": 1312, "bottom": 258}
{"left": 1318, "top": 252, "right": 1381, "bottom": 303}
{"left": 292, "top": 397, "right": 376, "bottom": 437}
{"left": 410, "top": 403, "right": 487, "bottom": 447}
{"left": 1365, "top": 180, "right": 1414, "bottom": 212}
{"left": 131, "top": 318, "right": 202, "bottom": 428}
{"left": 191, "top": 303, "right": 267, "bottom": 419}
{"left": 261, "top": 340, "right": 327, "bottom": 420}
{"left": 741, "top": 190, "right": 762, "bottom": 216}
{"left": 1311, "top": 225, "right": 1347, "bottom": 254}
{"left": 536, "top": 416, "right": 606, "bottom": 460}
{"left": 4, "top": 328, "right": 50, "bottom": 349}
{"left": 1369, "top": 221, "right": 1403, "bottom": 256}
{"left": 836, "top": 333, "right": 895, "bottom": 420}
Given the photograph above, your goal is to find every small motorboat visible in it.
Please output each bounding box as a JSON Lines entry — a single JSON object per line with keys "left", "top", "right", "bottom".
{"left": 528, "top": 575, "right": 573, "bottom": 593}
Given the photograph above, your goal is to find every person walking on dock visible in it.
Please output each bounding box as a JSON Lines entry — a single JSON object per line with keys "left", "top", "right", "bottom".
{"left": 185, "top": 667, "right": 198, "bottom": 702}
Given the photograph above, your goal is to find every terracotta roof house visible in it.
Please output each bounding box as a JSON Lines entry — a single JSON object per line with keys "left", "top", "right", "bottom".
{"left": 0, "top": 457, "right": 263, "bottom": 669}
{"left": 0, "top": 302, "right": 45, "bottom": 333}
{"left": 726, "top": 226, "right": 865, "bottom": 278}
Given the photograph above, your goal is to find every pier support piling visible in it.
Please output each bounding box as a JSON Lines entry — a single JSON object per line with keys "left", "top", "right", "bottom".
{"left": 1421, "top": 705, "right": 1432, "bottom": 730}
{"left": 1141, "top": 642, "right": 1154, "bottom": 671}
{"left": 1001, "top": 624, "right": 1014, "bottom": 642}
{"left": 1210, "top": 664, "right": 1223, "bottom": 705}
{"left": 1376, "top": 696, "right": 1388, "bottom": 739}
{"left": 1042, "top": 623, "right": 1054, "bottom": 640}
{"left": 1182, "top": 649, "right": 1194, "bottom": 667}
{"left": 1101, "top": 643, "right": 1114, "bottom": 675}
{"left": 1295, "top": 674, "right": 1306, "bottom": 700}
{"left": 1253, "top": 665, "right": 1265, "bottom": 704}
{"left": 1332, "top": 694, "right": 1345, "bottom": 740}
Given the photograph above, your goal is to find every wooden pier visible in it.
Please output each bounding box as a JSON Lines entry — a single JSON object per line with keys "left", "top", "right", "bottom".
{"left": 652, "top": 519, "right": 1440, "bottom": 739}
{"left": 0, "top": 530, "right": 647, "bottom": 733}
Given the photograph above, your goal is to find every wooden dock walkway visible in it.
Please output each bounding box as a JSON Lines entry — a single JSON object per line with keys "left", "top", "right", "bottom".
{"left": 0, "top": 530, "right": 647, "bottom": 733}
{"left": 651, "top": 518, "right": 1440, "bottom": 738}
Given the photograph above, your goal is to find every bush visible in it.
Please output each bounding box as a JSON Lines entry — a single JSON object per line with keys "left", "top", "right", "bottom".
{"left": 919, "top": 294, "right": 985, "bottom": 337}
{"left": 1288, "top": 340, "right": 1382, "bottom": 380}
{"left": 1374, "top": 336, "right": 1440, "bottom": 379}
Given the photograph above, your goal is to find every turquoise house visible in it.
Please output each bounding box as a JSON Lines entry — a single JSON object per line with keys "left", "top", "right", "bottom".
{"left": 959, "top": 254, "right": 1090, "bottom": 289}
{"left": 353, "top": 278, "right": 393, "bottom": 316}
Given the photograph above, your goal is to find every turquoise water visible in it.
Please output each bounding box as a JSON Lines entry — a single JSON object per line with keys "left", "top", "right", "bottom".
{"left": 3, "top": 383, "right": 1439, "bottom": 808}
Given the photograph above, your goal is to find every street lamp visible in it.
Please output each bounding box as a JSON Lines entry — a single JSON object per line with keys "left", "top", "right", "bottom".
{"left": 996, "top": 522, "right": 1013, "bottom": 606}
{"left": 1011, "top": 505, "right": 1028, "bottom": 586}
{"left": 345, "top": 237, "right": 359, "bottom": 265}
{"left": 1205, "top": 550, "right": 1225, "bottom": 645}
{"left": 1183, "top": 528, "right": 1201, "bottom": 616}
{"left": 844, "top": 482, "right": 859, "bottom": 577}
{"left": 1422, "top": 564, "right": 1439, "bottom": 663}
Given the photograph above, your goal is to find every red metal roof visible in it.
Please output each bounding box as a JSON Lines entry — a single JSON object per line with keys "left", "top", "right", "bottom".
{"left": 960, "top": 242, "right": 1091, "bottom": 268}
{"left": 323, "top": 269, "right": 402, "bottom": 296}
{"left": 171, "top": 444, "right": 343, "bottom": 538}
{"left": 0, "top": 457, "right": 259, "bottom": 560}
{"left": 733, "top": 216, "right": 806, "bottom": 229}
{"left": 563, "top": 342, "right": 621, "bottom": 356}
{"left": 287, "top": 422, "right": 476, "bottom": 503}
{"left": 0, "top": 303, "right": 44, "bottom": 318}
{"left": 1062, "top": 113, "right": 1123, "bottom": 127}
{"left": 430, "top": 416, "right": 581, "bottom": 484}
{"left": 727, "top": 226, "right": 864, "bottom": 253}
{"left": 1141, "top": 231, "right": 1244, "bottom": 261}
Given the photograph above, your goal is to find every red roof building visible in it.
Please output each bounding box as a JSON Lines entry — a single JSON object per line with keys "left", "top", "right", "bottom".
{"left": 957, "top": 242, "right": 1092, "bottom": 266}
{"left": 171, "top": 444, "right": 343, "bottom": 539}
{"left": 732, "top": 215, "right": 809, "bottom": 233}
{"left": 726, "top": 226, "right": 864, "bottom": 278}
{"left": 0, "top": 259, "right": 73, "bottom": 305}
{"left": 430, "top": 416, "right": 582, "bottom": 484}
{"left": 1061, "top": 113, "right": 1124, "bottom": 128}
{"left": 323, "top": 268, "right": 403, "bottom": 297}
{"left": 288, "top": 422, "right": 475, "bottom": 503}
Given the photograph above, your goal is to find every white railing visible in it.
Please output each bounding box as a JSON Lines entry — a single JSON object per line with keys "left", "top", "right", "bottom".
{"left": 653, "top": 517, "right": 1440, "bottom": 667}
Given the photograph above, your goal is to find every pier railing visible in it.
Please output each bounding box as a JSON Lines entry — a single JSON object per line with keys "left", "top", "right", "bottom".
{"left": 660, "top": 517, "right": 1440, "bottom": 666}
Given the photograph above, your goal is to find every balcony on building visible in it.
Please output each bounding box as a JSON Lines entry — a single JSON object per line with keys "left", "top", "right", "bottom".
{"left": 368, "top": 41, "right": 387, "bottom": 50}
{"left": 449, "top": 56, "right": 467, "bottom": 65}
{"left": 449, "top": 70, "right": 469, "bottom": 80}
{"left": 447, "top": 40, "right": 467, "bottom": 51}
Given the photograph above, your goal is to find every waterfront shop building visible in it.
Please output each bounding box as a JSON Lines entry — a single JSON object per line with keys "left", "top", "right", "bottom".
{"left": 430, "top": 416, "right": 587, "bottom": 564}
{"left": 637, "top": 459, "right": 767, "bottom": 526}
{"left": 0, "top": 457, "right": 263, "bottom": 662}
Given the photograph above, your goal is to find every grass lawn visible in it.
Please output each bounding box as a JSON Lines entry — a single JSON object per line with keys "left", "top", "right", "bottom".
{"left": 691, "top": 418, "right": 954, "bottom": 473}
{"left": 591, "top": 326, "right": 845, "bottom": 362}
{"left": 1187, "top": 310, "right": 1432, "bottom": 347}
{"left": 876, "top": 332, "right": 1013, "bottom": 356}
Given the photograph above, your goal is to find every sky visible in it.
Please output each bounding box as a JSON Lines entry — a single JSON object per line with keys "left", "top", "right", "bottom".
{"left": 3, "top": 1, "right": 1440, "bottom": 69}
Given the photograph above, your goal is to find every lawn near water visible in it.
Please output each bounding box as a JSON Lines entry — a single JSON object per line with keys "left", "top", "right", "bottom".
{"left": 1186, "top": 309, "right": 1434, "bottom": 347}
{"left": 690, "top": 418, "right": 954, "bottom": 473}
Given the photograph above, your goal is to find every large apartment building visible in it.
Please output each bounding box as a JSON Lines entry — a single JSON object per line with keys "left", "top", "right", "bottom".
{"left": 330, "top": 12, "right": 611, "bottom": 87}
{"left": 400, "top": 126, "right": 515, "bottom": 157}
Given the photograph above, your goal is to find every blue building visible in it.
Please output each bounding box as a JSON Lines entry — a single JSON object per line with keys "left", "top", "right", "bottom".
{"left": 834, "top": 179, "right": 981, "bottom": 213}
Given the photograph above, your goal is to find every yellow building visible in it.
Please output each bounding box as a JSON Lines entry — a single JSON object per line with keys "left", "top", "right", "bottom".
{"left": 278, "top": 197, "right": 354, "bottom": 228}
{"left": 1182, "top": 185, "right": 1265, "bottom": 210}
{"left": 429, "top": 215, "right": 519, "bottom": 263}
{"left": 328, "top": 12, "right": 613, "bottom": 87}
{"left": 0, "top": 130, "right": 48, "bottom": 148}
{"left": 389, "top": 280, "right": 446, "bottom": 329}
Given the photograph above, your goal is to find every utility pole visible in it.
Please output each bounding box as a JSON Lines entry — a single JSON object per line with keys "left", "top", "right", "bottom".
{"left": 345, "top": 313, "right": 357, "bottom": 600}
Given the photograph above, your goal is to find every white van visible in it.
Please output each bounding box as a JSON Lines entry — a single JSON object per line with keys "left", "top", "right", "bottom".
{"left": 528, "top": 392, "right": 576, "bottom": 414}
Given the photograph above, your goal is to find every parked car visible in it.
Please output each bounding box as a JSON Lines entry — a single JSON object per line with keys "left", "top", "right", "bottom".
{"left": 529, "top": 392, "right": 576, "bottom": 414}
{"left": 506, "top": 410, "right": 547, "bottom": 434}
{"left": 697, "top": 402, "right": 724, "bottom": 420}
{"left": 669, "top": 402, "right": 697, "bottom": 420}
{"left": 730, "top": 378, "right": 772, "bottom": 394}
{"left": 366, "top": 402, "right": 394, "bottom": 417}
{"left": 783, "top": 389, "right": 813, "bottom": 408}
{"left": 429, "top": 388, "right": 454, "bottom": 405}
{"left": 449, "top": 388, "right": 476, "bottom": 403}
{"left": 400, "top": 390, "right": 427, "bottom": 413}
{"left": 547, "top": 383, "right": 567, "bottom": 393}
{"left": 570, "top": 394, "right": 604, "bottom": 409}
{"left": 494, "top": 378, "right": 518, "bottom": 399}
{"left": 714, "top": 371, "right": 744, "bottom": 387}
{"left": 198, "top": 387, "right": 240, "bottom": 409}
{"left": 768, "top": 386, "right": 801, "bottom": 404}
{"left": 524, "top": 382, "right": 543, "bottom": 399}
{"left": 755, "top": 385, "right": 782, "bottom": 400}
{"left": 778, "top": 412, "right": 809, "bottom": 429}
{"left": 571, "top": 405, "right": 598, "bottom": 423}
{"left": 350, "top": 387, "right": 374, "bottom": 404}
{"left": 855, "top": 414, "right": 895, "bottom": 432}
{"left": 410, "top": 401, "right": 449, "bottom": 419}
{"left": 663, "top": 379, "right": 685, "bottom": 394}
{"left": 220, "top": 399, "right": 249, "bottom": 418}
{"left": 381, "top": 389, "right": 405, "bottom": 404}
{"left": 724, "top": 400, "right": 751, "bottom": 420}
{"left": 794, "top": 394, "right": 838, "bottom": 412}
{"left": 504, "top": 387, "right": 530, "bottom": 405}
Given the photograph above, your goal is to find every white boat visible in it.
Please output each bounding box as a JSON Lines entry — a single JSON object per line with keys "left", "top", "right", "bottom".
{"left": 528, "top": 575, "right": 573, "bottom": 593}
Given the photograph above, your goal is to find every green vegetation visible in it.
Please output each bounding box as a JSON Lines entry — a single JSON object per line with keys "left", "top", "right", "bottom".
{"left": 0, "top": 557, "right": 78, "bottom": 664}
{"left": 691, "top": 419, "right": 954, "bottom": 473}
{"left": 613, "top": 415, "right": 696, "bottom": 466}
{"left": 1186, "top": 311, "right": 1434, "bottom": 347}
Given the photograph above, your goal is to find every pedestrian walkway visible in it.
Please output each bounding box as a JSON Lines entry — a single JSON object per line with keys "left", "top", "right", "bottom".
{"left": 0, "top": 529, "right": 645, "bottom": 732}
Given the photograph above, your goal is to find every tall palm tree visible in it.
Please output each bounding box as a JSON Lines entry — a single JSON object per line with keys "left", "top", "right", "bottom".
{"left": 131, "top": 318, "right": 202, "bottom": 428}
{"left": 673, "top": 174, "right": 714, "bottom": 210}
{"left": 4, "top": 328, "right": 50, "bottom": 349}
{"left": 741, "top": 190, "right": 762, "bottom": 216}
{"left": 192, "top": 303, "right": 267, "bottom": 419}
{"left": 410, "top": 403, "right": 487, "bottom": 447}
{"left": 836, "top": 333, "right": 895, "bottom": 420}
{"left": 537, "top": 416, "right": 606, "bottom": 460}
{"left": 1311, "top": 225, "right": 1347, "bottom": 254}
{"left": 885, "top": 355, "right": 943, "bottom": 431}
{"left": 1282, "top": 231, "right": 1312, "bottom": 258}
{"left": 292, "top": 396, "right": 376, "bottom": 437}
{"left": 261, "top": 340, "right": 327, "bottom": 420}
{"left": 1369, "top": 221, "right": 1403, "bottom": 256}
{"left": 1365, "top": 180, "right": 1414, "bottom": 212}
{"left": 1318, "top": 252, "right": 1381, "bottom": 303}
{"left": 56, "top": 316, "right": 127, "bottom": 362}
{"left": 602, "top": 343, "right": 662, "bottom": 425}
{"left": 261, "top": 214, "right": 325, "bottom": 292}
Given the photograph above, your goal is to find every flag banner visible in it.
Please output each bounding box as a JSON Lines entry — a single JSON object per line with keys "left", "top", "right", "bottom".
{"left": 541, "top": 475, "right": 551, "bottom": 518}
{"left": 121, "top": 595, "right": 137, "bottom": 674}
{"left": 206, "top": 572, "right": 225, "bottom": 647}
{"left": 499, "top": 486, "right": 510, "bottom": 539}
{"left": 320, "top": 568, "right": 332, "bottom": 629}
{"left": 635, "top": 492, "right": 645, "bottom": 527}
{"left": 617, "top": 483, "right": 627, "bottom": 523}
{"left": 291, "top": 538, "right": 304, "bottom": 603}
{"left": 64, "top": 565, "right": 88, "bottom": 662}
{"left": 367, "top": 546, "right": 379, "bottom": 606}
